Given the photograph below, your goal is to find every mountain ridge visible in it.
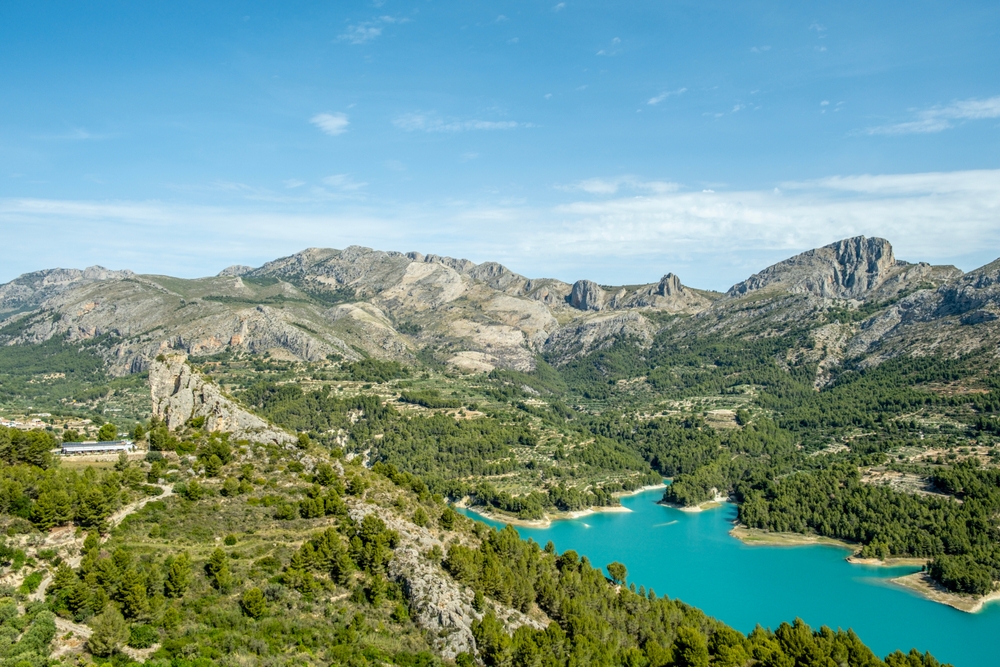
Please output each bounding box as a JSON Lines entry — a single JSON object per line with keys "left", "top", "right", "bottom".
{"left": 0, "top": 237, "right": 990, "bottom": 382}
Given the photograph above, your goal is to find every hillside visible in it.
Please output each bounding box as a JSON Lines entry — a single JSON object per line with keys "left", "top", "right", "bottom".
{"left": 0, "top": 360, "right": 950, "bottom": 667}
{"left": 2, "top": 236, "right": 1000, "bottom": 610}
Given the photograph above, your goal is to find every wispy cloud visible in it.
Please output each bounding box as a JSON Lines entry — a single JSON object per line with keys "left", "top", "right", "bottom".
{"left": 3, "top": 169, "right": 999, "bottom": 288}
{"left": 647, "top": 88, "right": 686, "bottom": 105}
{"left": 552, "top": 3, "right": 566, "bottom": 11}
{"left": 322, "top": 174, "right": 367, "bottom": 191}
{"left": 750, "top": 45, "right": 771, "bottom": 53}
{"left": 596, "top": 37, "right": 621, "bottom": 56}
{"left": 392, "top": 112, "right": 526, "bottom": 132}
{"left": 339, "top": 23, "right": 382, "bottom": 44}
{"left": 558, "top": 176, "right": 680, "bottom": 195}
{"left": 337, "top": 16, "right": 408, "bottom": 44}
{"left": 865, "top": 95, "right": 1000, "bottom": 135}
{"left": 37, "top": 128, "right": 111, "bottom": 141}
{"left": 283, "top": 179, "right": 305, "bottom": 189}
{"left": 310, "top": 112, "right": 350, "bottom": 136}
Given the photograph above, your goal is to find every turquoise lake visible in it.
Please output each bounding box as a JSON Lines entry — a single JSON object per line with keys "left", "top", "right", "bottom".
{"left": 458, "top": 487, "right": 1000, "bottom": 667}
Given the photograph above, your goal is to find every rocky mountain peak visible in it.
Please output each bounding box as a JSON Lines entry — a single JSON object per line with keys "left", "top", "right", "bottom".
{"left": 218, "top": 265, "right": 254, "bottom": 277}
{"left": 657, "top": 273, "right": 682, "bottom": 296}
{"left": 0, "top": 265, "right": 134, "bottom": 319}
{"left": 727, "top": 236, "right": 905, "bottom": 300}
{"left": 569, "top": 280, "right": 606, "bottom": 311}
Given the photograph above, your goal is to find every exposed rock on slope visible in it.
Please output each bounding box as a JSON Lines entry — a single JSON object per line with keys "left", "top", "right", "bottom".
{"left": 349, "top": 503, "right": 545, "bottom": 659}
{"left": 844, "top": 258, "right": 1000, "bottom": 363}
{"left": 150, "top": 354, "right": 295, "bottom": 445}
{"left": 727, "top": 236, "right": 961, "bottom": 300}
{"left": 0, "top": 266, "right": 134, "bottom": 319}
{"left": 0, "top": 236, "right": 984, "bottom": 378}
{"left": 569, "top": 280, "right": 605, "bottom": 311}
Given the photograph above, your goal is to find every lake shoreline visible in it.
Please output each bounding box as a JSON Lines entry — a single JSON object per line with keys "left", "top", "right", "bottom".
{"left": 890, "top": 571, "right": 1000, "bottom": 614}
{"left": 729, "top": 525, "right": 856, "bottom": 549}
{"left": 453, "top": 484, "right": 666, "bottom": 528}
{"left": 730, "top": 524, "right": 999, "bottom": 614}
{"left": 659, "top": 491, "right": 731, "bottom": 513}
{"left": 454, "top": 500, "right": 636, "bottom": 528}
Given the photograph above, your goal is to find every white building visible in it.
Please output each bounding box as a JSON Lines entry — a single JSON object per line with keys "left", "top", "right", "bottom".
{"left": 60, "top": 440, "right": 135, "bottom": 455}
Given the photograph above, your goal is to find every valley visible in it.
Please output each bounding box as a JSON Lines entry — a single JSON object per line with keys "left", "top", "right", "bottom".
{"left": 1, "top": 235, "right": 1000, "bottom": 665}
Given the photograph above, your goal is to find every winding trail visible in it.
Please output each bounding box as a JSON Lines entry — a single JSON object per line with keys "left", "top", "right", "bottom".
{"left": 19, "top": 484, "right": 174, "bottom": 602}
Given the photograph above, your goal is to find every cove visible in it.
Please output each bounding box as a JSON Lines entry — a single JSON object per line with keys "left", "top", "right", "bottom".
{"left": 458, "top": 487, "right": 1000, "bottom": 667}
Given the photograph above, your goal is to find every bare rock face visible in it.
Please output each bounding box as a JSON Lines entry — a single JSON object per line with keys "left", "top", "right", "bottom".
{"left": 348, "top": 503, "right": 545, "bottom": 659}
{"left": 606, "top": 273, "right": 712, "bottom": 312}
{"left": 217, "top": 265, "right": 254, "bottom": 277}
{"left": 150, "top": 354, "right": 295, "bottom": 445}
{"left": 726, "top": 236, "right": 951, "bottom": 300}
{"left": 0, "top": 266, "right": 133, "bottom": 319}
{"left": 569, "top": 280, "right": 606, "bottom": 311}
{"left": 545, "top": 311, "right": 657, "bottom": 364}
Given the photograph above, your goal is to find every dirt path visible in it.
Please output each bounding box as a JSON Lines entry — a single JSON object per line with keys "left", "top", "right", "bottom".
{"left": 19, "top": 484, "right": 174, "bottom": 602}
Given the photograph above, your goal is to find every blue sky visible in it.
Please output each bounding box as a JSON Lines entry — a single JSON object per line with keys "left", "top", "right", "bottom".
{"left": 2, "top": 1, "right": 999, "bottom": 290}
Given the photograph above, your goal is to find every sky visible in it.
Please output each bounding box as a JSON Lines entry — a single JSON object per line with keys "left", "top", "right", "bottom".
{"left": 1, "top": 1, "right": 999, "bottom": 291}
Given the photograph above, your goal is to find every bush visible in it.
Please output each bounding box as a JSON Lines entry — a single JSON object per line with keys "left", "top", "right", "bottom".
{"left": 240, "top": 587, "right": 267, "bottom": 619}
{"left": 88, "top": 606, "right": 128, "bottom": 657}
{"left": 128, "top": 624, "right": 159, "bottom": 649}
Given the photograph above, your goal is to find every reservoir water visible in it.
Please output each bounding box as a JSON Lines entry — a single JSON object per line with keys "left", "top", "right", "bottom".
{"left": 459, "top": 487, "right": 1000, "bottom": 667}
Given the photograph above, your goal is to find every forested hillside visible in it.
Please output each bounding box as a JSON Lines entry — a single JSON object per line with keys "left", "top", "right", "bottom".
{"left": 0, "top": 419, "right": 948, "bottom": 667}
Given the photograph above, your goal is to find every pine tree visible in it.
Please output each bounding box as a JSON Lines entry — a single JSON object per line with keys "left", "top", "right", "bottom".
{"left": 240, "top": 587, "right": 267, "bottom": 619}
{"left": 164, "top": 552, "right": 192, "bottom": 598}
{"left": 87, "top": 606, "right": 128, "bottom": 657}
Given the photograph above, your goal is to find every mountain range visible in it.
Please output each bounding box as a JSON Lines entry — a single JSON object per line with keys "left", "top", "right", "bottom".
{"left": 1, "top": 236, "right": 997, "bottom": 384}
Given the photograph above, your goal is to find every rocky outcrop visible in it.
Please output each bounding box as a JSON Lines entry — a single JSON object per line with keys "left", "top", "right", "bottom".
{"left": 0, "top": 266, "right": 133, "bottom": 319}
{"left": 608, "top": 273, "right": 713, "bottom": 312}
{"left": 727, "top": 236, "right": 960, "bottom": 300}
{"left": 544, "top": 311, "right": 657, "bottom": 364}
{"left": 150, "top": 354, "right": 295, "bottom": 445}
{"left": 569, "top": 280, "right": 606, "bottom": 311}
{"left": 218, "top": 265, "right": 254, "bottom": 277}
{"left": 348, "top": 503, "right": 545, "bottom": 659}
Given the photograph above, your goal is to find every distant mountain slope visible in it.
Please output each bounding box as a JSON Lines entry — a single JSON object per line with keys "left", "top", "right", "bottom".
{"left": 0, "top": 245, "right": 709, "bottom": 375}
{"left": 727, "top": 236, "right": 961, "bottom": 300}
{"left": 0, "top": 266, "right": 134, "bottom": 319}
{"left": 0, "top": 236, "right": 994, "bottom": 380}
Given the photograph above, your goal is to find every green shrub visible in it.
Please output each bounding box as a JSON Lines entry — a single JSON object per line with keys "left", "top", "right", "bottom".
{"left": 128, "top": 624, "right": 159, "bottom": 649}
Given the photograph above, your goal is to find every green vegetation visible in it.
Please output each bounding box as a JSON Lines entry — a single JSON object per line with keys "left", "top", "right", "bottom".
{"left": 0, "top": 417, "right": 948, "bottom": 666}
{"left": 229, "top": 327, "right": 1000, "bottom": 598}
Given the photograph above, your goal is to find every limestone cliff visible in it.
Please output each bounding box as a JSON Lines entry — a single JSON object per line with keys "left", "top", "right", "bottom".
{"left": 348, "top": 503, "right": 545, "bottom": 659}
{"left": 727, "top": 236, "right": 961, "bottom": 300}
{"left": 150, "top": 354, "right": 295, "bottom": 445}
{"left": 0, "top": 266, "right": 134, "bottom": 320}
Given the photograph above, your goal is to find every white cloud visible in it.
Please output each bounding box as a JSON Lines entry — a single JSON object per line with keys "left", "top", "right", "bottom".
{"left": 865, "top": 95, "right": 1000, "bottom": 135}
{"left": 283, "top": 179, "right": 305, "bottom": 189}
{"left": 322, "top": 174, "right": 367, "bottom": 191}
{"left": 647, "top": 88, "right": 686, "bottom": 105}
{"left": 392, "top": 112, "right": 524, "bottom": 132}
{"left": 750, "top": 46, "right": 771, "bottom": 53}
{"left": 338, "top": 23, "right": 382, "bottom": 44}
{"left": 310, "top": 112, "right": 350, "bottom": 136}
{"left": 559, "top": 176, "right": 680, "bottom": 195}
{"left": 597, "top": 37, "right": 622, "bottom": 56}
{"left": 552, "top": 2, "right": 566, "bottom": 11}
{"left": 542, "top": 170, "right": 1000, "bottom": 271}
{"left": 3, "top": 169, "right": 998, "bottom": 290}
{"left": 337, "top": 16, "right": 406, "bottom": 44}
